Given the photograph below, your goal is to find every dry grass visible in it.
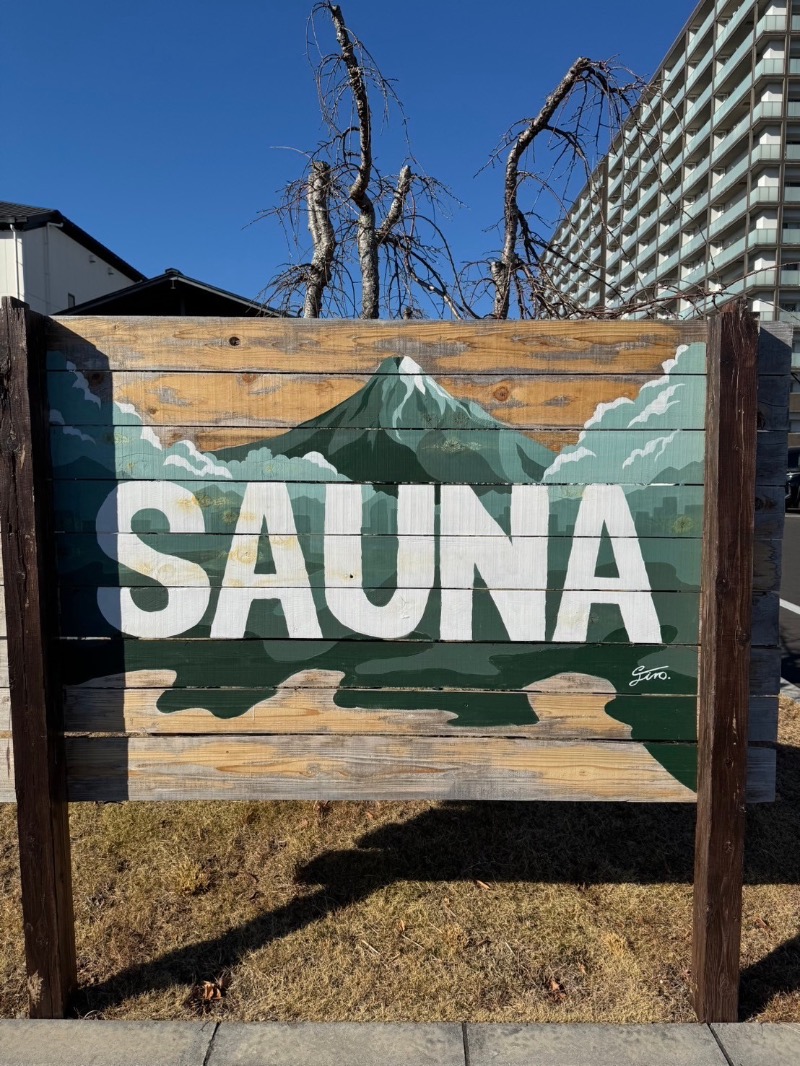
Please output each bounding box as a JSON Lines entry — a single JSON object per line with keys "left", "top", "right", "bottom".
{"left": 1, "top": 703, "right": 799, "bottom": 1022}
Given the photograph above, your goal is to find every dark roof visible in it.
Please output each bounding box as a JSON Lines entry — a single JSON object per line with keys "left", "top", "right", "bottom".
{"left": 57, "top": 268, "right": 282, "bottom": 317}
{"left": 0, "top": 201, "right": 145, "bottom": 282}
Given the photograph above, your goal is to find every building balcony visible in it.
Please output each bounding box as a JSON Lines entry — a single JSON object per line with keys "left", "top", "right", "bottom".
{"left": 685, "top": 190, "right": 710, "bottom": 220}
{"left": 658, "top": 249, "right": 680, "bottom": 276}
{"left": 709, "top": 196, "right": 748, "bottom": 238}
{"left": 753, "top": 142, "right": 782, "bottom": 163}
{"left": 687, "top": 49, "right": 714, "bottom": 91}
{"left": 685, "top": 118, "right": 712, "bottom": 156}
{"left": 784, "top": 187, "right": 800, "bottom": 202}
{"left": 709, "top": 154, "right": 750, "bottom": 202}
{"left": 756, "top": 14, "right": 787, "bottom": 35}
{"left": 782, "top": 227, "right": 800, "bottom": 244}
{"left": 681, "top": 262, "right": 708, "bottom": 287}
{"left": 756, "top": 57, "right": 786, "bottom": 79}
{"left": 750, "top": 185, "right": 780, "bottom": 206}
{"left": 718, "top": 3, "right": 755, "bottom": 51}
{"left": 750, "top": 269, "right": 777, "bottom": 286}
{"left": 710, "top": 234, "right": 747, "bottom": 269}
{"left": 781, "top": 270, "right": 800, "bottom": 285}
{"left": 752, "top": 100, "right": 784, "bottom": 122}
{"left": 789, "top": 59, "right": 800, "bottom": 75}
{"left": 684, "top": 83, "right": 713, "bottom": 127}
{"left": 787, "top": 145, "right": 800, "bottom": 160}
{"left": 659, "top": 219, "right": 681, "bottom": 244}
{"left": 711, "top": 118, "right": 751, "bottom": 165}
{"left": 714, "top": 74, "right": 751, "bottom": 126}
{"left": 749, "top": 227, "right": 779, "bottom": 248}
{"left": 680, "top": 234, "right": 707, "bottom": 261}
{"left": 638, "top": 182, "right": 659, "bottom": 213}
{"left": 716, "top": 35, "right": 754, "bottom": 84}
{"left": 687, "top": 8, "right": 715, "bottom": 57}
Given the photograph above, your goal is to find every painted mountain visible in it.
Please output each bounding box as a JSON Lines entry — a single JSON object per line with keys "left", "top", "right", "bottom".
{"left": 48, "top": 342, "right": 707, "bottom": 784}
{"left": 217, "top": 355, "right": 556, "bottom": 486}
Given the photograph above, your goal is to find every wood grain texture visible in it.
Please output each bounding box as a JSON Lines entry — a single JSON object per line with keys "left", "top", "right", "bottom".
{"left": 65, "top": 734, "right": 699, "bottom": 802}
{"left": 0, "top": 299, "right": 76, "bottom": 1017}
{"left": 55, "top": 734, "right": 777, "bottom": 804}
{"left": 0, "top": 737, "right": 13, "bottom": 802}
{"left": 46, "top": 318, "right": 710, "bottom": 374}
{"left": 693, "top": 307, "right": 760, "bottom": 1023}
{"left": 47, "top": 369, "right": 708, "bottom": 430}
{"left": 58, "top": 682, "right": 777, "bottom": 743}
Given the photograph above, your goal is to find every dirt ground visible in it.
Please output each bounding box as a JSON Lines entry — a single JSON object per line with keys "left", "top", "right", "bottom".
{"left": 1, "top": 700, "right": 798, "bottom": 1022}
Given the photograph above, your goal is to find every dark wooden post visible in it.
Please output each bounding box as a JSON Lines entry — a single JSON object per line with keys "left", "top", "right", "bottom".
{"left": 692, "top": 305, "right": 759, "bottom": 1022}
{"left": 0, "top": 298, "right": 76, "bottom": 1017}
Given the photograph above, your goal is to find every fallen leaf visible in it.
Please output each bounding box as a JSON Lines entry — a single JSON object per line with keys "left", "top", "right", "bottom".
{"left": 397, "top": 919, "right": 406, "bottom": 933}
{"left": 475, "top": 880, "right": 491, "bottom": 891}
{"left": 547, "top": 977, "right": 567, "bottom": 1002}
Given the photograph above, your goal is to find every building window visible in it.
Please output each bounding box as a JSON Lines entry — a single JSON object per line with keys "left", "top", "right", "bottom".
{"left": 67, "top": 293, "right": 76, "bottom": 308}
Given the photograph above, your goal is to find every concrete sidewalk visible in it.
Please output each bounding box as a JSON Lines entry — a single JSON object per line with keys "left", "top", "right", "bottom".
{"left": 1, "top": 1021, "right": 800, "bottom": 1066}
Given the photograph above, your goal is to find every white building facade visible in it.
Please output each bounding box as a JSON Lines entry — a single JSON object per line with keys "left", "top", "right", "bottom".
{"left": 545, "top": 0, "right": 800, "bottom": 434}
{"left": 0, "top": 203, "right": 143, "bottom": 315}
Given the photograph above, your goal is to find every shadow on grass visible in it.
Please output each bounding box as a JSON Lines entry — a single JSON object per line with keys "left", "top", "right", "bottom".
{"left": 73, "top": 741, "right": 800, "bottom": 1019}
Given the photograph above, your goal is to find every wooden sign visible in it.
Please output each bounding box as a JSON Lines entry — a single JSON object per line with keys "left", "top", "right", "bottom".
{"left": 0, "top": 304, "right": 789, "bottom": 1021}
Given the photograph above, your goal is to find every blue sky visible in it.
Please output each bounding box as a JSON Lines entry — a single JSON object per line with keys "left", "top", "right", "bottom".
{"left": 4, "top": 1, "right": 694, "bottom": 304}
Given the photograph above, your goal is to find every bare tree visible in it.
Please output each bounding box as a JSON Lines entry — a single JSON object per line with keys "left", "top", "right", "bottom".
{"left": 259, "top": 2, "right": 466, "bottom": 320}
{"left": 259, "top": 5, "right": 731, "bottom": 322}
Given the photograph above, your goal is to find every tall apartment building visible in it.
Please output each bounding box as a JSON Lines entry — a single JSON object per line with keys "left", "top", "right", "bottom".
{"left": 546, "top": 0, "right": 800, "bottom": 425}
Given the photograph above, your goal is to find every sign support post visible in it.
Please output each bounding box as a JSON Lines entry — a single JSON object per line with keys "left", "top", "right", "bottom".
{"left": 0, "top": 298, "right": 76, "bottom": 1017}
{"left": 692, "top": 305, "right": 760, "bottom": 1022}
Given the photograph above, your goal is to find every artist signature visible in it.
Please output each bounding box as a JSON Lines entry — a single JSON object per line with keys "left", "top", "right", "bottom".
{"left": 629, "top": 665, "right": 671, "bottom": 688}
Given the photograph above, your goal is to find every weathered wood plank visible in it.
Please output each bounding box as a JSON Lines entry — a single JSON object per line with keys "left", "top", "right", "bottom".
{"left": 757, "top": 371, "right": 791, "bottom": 432}
{"left": 55, "top": 533, "right": 703, "bottom": 584}
{"left": 748, "top": 698, "right": 779, "bottom": 744}
{"left": 58, "top": 684, "right": 777, "bottom": 744}
{"left": 47, "top": 369, "right": 708, "bottom": 431}
{"left": 9, "top": 689, "right": 776, "bottom": 745}
{"left": 64, "top": 733, "right": 699, "bottom": 802}
{"left": 58, "top": 586, "right": 702, "bottom": 644}
{"left": 693, "top": 307, "right": 759, "bottom": 1022}
{"left": 755, "top": 432, "right": 794, "bottom": 487}
{"left": 750, "top": 646, "right": 781, "bottom": 697}
{"left": 751, "top": 592, "right": 780, "bottom": 648}
{"left": 57, "top": 643, "right": 779, "bottom": 696}
{"left": 49, "top": 426, "right": 709, "bottom": 473}
{"left": 0, "top": 733, "right": 773, "bottom": 806}
{"left": 57, "top": 734, "right": 776, "bottom": 804}
{"left": 0, "top": 299, "right": 76, "bottom": 1016}
{"left": 0, "top": 737, "right": 13, "bottom": 802}
{"left": 754, "top": 484, "right": 788, "bottom": 537}
{"left": 752, "top": 539, "right": 784, "bottom": 594}
{"left": 56, "top": 639, "right": 703, "bottom": 695}
{"left": 47, "top": 318, "right": 709, "bottom": 375}
{"left": 53, "top": 483, "right": 709, "bottom": 533}
{"left": 757, "top": 322, "right": 793, "bottom": 378}
{"left": 46, "top": 403, "right": 785, "bottom": 452}
{"left": 60, "top": 685, "right": 698, "bottom": 739}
